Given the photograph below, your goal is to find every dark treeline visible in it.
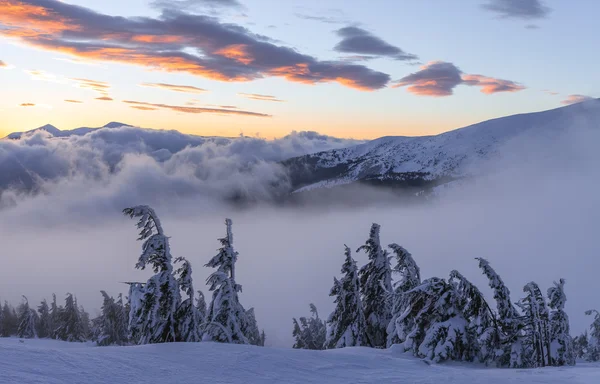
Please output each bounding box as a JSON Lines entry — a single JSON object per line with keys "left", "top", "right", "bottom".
{"left": 291, "top": 223, "right": 600, "bottom": 367}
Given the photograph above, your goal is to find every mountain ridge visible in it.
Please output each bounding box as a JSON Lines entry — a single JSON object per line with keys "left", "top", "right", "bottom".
{"left": 3, "top": 122, "right": 133, "bottom": 140}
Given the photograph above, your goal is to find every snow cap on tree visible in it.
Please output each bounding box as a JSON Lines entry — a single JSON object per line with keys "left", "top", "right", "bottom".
{"left": 17, "top": 296, "right": 38, "bottom": 339}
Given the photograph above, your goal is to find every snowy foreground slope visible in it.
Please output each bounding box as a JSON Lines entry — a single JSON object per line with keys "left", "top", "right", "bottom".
{"left": 1, "top": 339, "right": 599, "bottom": 384}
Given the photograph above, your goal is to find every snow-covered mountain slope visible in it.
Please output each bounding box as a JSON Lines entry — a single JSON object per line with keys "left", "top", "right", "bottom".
{"left": 285, "top": 99, "right": 600, "bottom": 193}
{"left": 4, "top": 122, "right": 133, "bottom": 140}
{"left": 1, "top": 338, "right": 599, "bottom": 384}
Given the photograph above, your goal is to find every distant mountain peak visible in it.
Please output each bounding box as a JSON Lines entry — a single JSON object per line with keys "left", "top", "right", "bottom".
{"left": 103, "top": 122, "right": 132, "bottom": 128}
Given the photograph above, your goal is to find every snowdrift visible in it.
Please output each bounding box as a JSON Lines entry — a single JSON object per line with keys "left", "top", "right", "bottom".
{"left": 1, "top": 338, "right": 599, "bottom": 384}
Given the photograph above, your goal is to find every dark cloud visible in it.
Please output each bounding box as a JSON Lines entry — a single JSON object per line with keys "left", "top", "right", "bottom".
{"left": 123, "top": 100, "right": 270, "bottom": 117}
{"left": 150, "top": 0, "right": 244, "bottom": 12}
{"left": 561, "top": 94, "right": 594, "bottom": 105}
{"left": 334, "top": 27, "right": 418, "bottom": 61}
{"left": 393, "top": 61, "right": 525, "bottom": 97}
{"left": 140, "top": 83, "right": 208, "bottom": 93}
{"left": 0, "top": 1, "right": 389, "bottom": 91}
{"left": 482, "top": 0, "right": 551, "bottom": 20}
{"left": 525, "top": 24, "right": 539, "bottom": 29}
{"left": 238, "top": 93, "right": 285, "bottom": 102}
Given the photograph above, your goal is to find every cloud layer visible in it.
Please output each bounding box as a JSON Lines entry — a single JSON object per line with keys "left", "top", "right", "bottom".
{"left": 238, "top": 93, "right": 285, "bottom": 102}
{"left": 140, "top": 83, "right": 208, "bottom": 94}
{"left": 0, "top": 126, "right": 363, "bottom": 211}
{"left": 394, "top": 61, "right": 525, "bottom": 96}
{"left": 334, "top": 27, "right": 418, "bottom": 61}
{"left": 0, "top": 0, "right": 390, "bottom": 90}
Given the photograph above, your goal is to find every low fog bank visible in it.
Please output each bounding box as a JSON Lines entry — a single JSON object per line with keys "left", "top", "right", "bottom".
{"left": 1, "top": 121, "right": 599, "bottom": 347}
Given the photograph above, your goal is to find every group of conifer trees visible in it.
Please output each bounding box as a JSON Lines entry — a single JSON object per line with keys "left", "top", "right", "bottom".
{"left": 0, "top": 293, "right": 91, "bottom": 342}
{"left": 0, "top": 205, "right": 264, "bottom": 347}
{"left": 292, "top": 222, "right": 600, "bottom": 367}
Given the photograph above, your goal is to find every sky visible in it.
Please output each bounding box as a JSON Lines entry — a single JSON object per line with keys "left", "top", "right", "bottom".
{"left": 0, "top": 0, "right": 597, "bottom": 139}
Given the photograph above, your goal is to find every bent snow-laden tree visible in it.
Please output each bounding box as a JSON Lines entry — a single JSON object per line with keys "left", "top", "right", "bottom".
{"left": 55, "top": 293, "right": 86, "bottom": 342}
{"left": 386, "top": 243, "right": 421, "bottom": 348}
{"left": 17, "top": 296, "right": 38, "bottom": 339}
{"left": 357, "top": 223, "right": 392, "bottom": 348}
{"left": 244, "top": 308, "right": 262, "bottom": 346}
{"left": 37, "top": 299, "right": 51, "bottom": 339}
{"left": 293, "top": 304, "right": 326, "bottom": 350}
{"left": 547, "top": 279, "right": 575, "bottom": 366}
{"left": 584, "top": 310, "right": 600, "bottom": 361}
{"left": 204, "top": 218, "right": 249, "bottom": 344}
{"left": 124, "top": 205, "right": 181, "bottom": 344}
{"left": 476, "top": 258, "right": 523, "bottom": 367}
{"left": 518, "top": 282, "right": 551, "bottom": 367}
{"left": 174, "top": 257, "right": 201, "bottom": 342}
{"left": 325, "top": 245, "right": 368, "bottom": 349}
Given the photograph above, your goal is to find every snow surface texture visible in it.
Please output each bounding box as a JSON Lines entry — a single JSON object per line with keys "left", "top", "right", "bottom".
{"left": 290, "top": 99, "right": 600, "bottom": 192}
{"left": 1, "top": 338, "right": 599, "bottom": 384}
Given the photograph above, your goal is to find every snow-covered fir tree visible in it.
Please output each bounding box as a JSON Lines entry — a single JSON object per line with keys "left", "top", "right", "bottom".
{"left": 37, "top": 299, "right": 51, "bottom": 339}
{"left": 547, "top": 279, "right": 575, "bottom": 366}
{"left": 196, "top": 290, "right": 207, "bottom": 325}
{"left": 325, "top": 245, "right": 368, "bottom": 349}
{"left": 204, "top": 218, "right": 249, "bottom": 344}
{"left": 1, "top": 301, "right": 18, "bottom": 337}
{"left": 55, "top": 293, "right": 86, "bottom": 342}
{"left": 260, "top": 329, "right": 266, "bottom": 347}
{"left": 93, "top": 291, "right": 129, "bottom": 346}
{"left": 518, "top": 282, "right": 551, "bottom": 367}
{"left": 357, "top": 223, "right": 392, "bottom": 348}
{"left": 572, "top": 331, "right": 591, "bottom": 361}
{"left": 174, "top": 257, "right": 201, "bottom": 342}
{"left": 292, "top": 304, "right": 326, "bottom": 350}
{"left": 123, "top": 205, "right": 181, "bottom": 344}
{"left": 17, "top": 296, "right": 38, "bottom": 339}
{"left": 386, "top": 243, "right": 421, "bottom": 348}
{"left": 584, "top": 310, "right": 600, "bottom": 361}
{"left": 80, "top": 305, "right": 92, "bottom": 340}
{"left": 244, "top": 308, "right": 262, "bottom": 346}
{"left": 476, "top": 258, "right": 523, "bottom": 367}
{"left": 49, "top": 293, "right": 61, "bottom": 339}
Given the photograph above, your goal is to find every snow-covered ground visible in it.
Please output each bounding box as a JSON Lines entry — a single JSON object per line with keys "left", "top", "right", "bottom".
{"left": 1, "top": 338, "right": 599, "bottom": 384}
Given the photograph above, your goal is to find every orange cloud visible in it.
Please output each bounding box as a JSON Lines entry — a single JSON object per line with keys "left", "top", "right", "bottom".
{"left": 64, "top": 99, "right": 82, "bottom": 103}
{"left": 238, "top": 93, "right": 285, "bottom": 102}
{"left": 561, "top": 94, "right": 594, "bottom": 105}
{"left": 0, "top": 60, "right": 7, "bottom": 67}
{"left": 20, "top": 102, "right": 35, "bottom": 107}
{"left": 461, "top": 74, "right": 525, "bottom": 94}
{"left": 123, "top": 100, "right": 270, "bottom": 117}
{"left": 130, "top": 105, "right": 158, "bottom": 111}
{"left": 140, "top": 83, "right": 208, "bottom": 93}
{"left": 95, "top": 96, "right": 113, "bottom": 101}
{"left": 0, "top": 0, "right": 390, "bottom": 90}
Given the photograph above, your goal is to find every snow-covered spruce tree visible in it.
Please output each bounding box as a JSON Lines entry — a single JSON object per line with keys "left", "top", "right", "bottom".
{"left": 547, "top": 279, "right": 575, "bottom": 366}
{"left": 1, "top": 301, "right": 18, "bottom": 337}
{"left": 244, "top": 308, "right": 262, "bottom": 346}
{"left": 325, "top": 245, "right": 368, "bottom": 349}
{"left": 572, "top": 331, "right": 591, "bottom": 361}
{"left": 292, "top": 304, "right": 326, "bottom": 350}
{"left": 357, "top": 223, "right": 392, "bottom": 348}
{"left": 585, "top": 310, "right": 600, "bottom": 361}
{"left": 196, "top": 290, "right": 207, "bottom": 325}
{"left": 174, "top": 257, "right": 201, "bottom": 342}
{"left": 476, "top": 258, "right": 523, "bottom": 367}
{"left": 398, "top": 276, "right": 475, "bottom": 363}
{"left": 80, "top": 305, "right": 92, "bottom": 340}
{"left": 386, "top": 243, "right": 421, "bottom": 348}
{"left": 518, "top": 282, "right": 551, "bottom": 367}
{"left": 260, "top": 330, "right": 266, "bottom": 347}
{"left": 17, "top": 296, "right": 38, "bottom": 339}
{"left": 55, "top": 293, "right": 87, "bottom": 342}
{"left": 37, "top": 299, "right": 51, "bottom": 338}
{"left": 448, "top": 270, "right": 496, "bottom": 363}
{"left": 123, "top": 205, "right": 181, "bottom": 344}
{"left": 49, "top": 293, "right": 61, "bottom": 339}
{"left": 204, "top": 218, "right": 249, "bottom": 344}
{"left": 93, "top": 291, "right": 129, "bottom": 346}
